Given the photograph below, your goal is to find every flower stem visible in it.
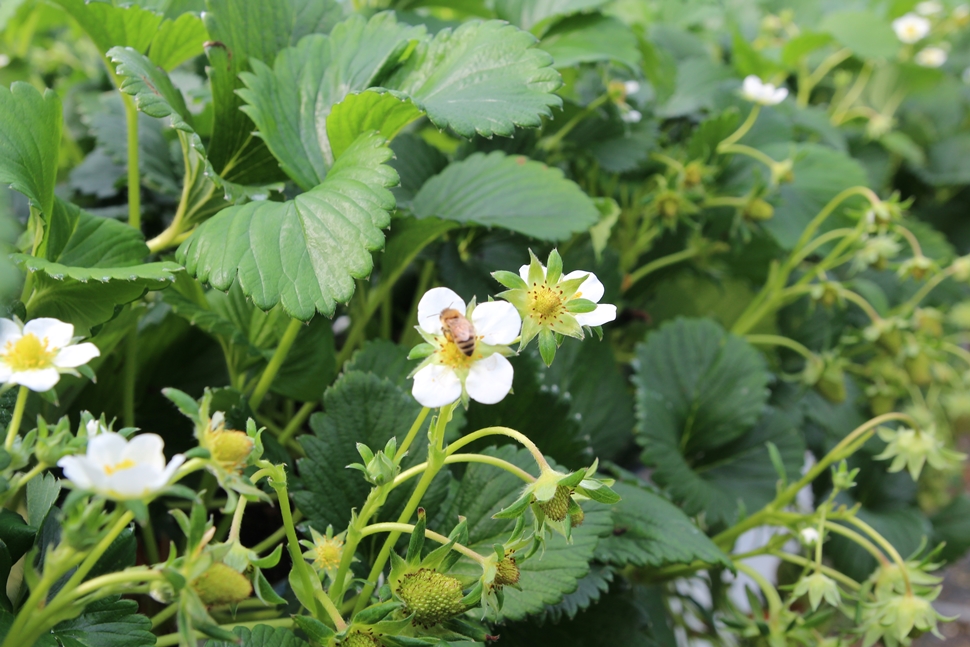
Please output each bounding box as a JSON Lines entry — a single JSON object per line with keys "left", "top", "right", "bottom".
{"left": 150, "top": 602, "right": 178, "bottom": 628}
{"left": 539, "top": 93, "right": 610, "bottom": 151}
{"left": 717, "top": 143, "right": 778, "bottom": 169}
{"left": 277, "top": 401, "right": 317, "bottom": 445}
{"left": 447, "top": 426, "right": 549, "bottom": 471}
{"left": 823, "top": 521, "right": 891, "bottom": 567}
{"left": 123, "top": 327, "right": 138, "bottom": 428}
{"left": 249, "top": 318, "right": 303, "bottom": 412}
{"left": 394, "top": 453, "right": 536, "bottom": 488}
{"left": 121, "top": 92, "right": 141, "bottom": 230}
{"left": 718, "top": 105, "right": 761, "bottom": 150}
{"left": 746, "top": 334, "right": 815, "bottom": 360}
{"left": 899, "top": 266, "right": 954, "bottom": 313}
{"left": 735, "top": 561, "right": 782, "bottom": 628}
{"left": 395, "top": 407, "right": 430, "bottom": 462}
{"left": 843, "top": 515, "right": 912, "bottom": 594}
{"left": 359, "top": 522, "right": 487, "bottom": 564}
{"left": 773, "top": 551, "right": 861, "bottom": 592}
{"left": 4, "top": 386, "right": 28, "bottom": 452}
{"left": 623, "top": 247, "right": 702, "bottom": 292}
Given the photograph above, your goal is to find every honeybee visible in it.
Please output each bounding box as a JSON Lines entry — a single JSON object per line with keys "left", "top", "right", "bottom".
{"left": 440, "top": 308, "right": 477, "bottom": 356}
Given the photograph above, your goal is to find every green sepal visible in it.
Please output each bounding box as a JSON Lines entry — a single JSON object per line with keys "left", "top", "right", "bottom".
{"left": 182, "top": 447, "right": 211, "bottom": 461}
{"left": 353, "top": 599, "right": 402, "bottom": 625}
{"left": 288, "top": 563, "right": 323, "bottom": 614}
{"left": 538, "top": 328, "right": 557, "bottom": 366}
{"left": 460, "top": 580, "right": 484, "bottom": 607}
{"left": 422, "top": 533, "right": 457, "bottom": 572}
{"left": 407, "top": 343, "right": 434, "bottom": 360}
{"left": 565, "top": 298, "right": 598, "bottom": 314}
{"left": 527, "top": 249, "right": 545, "bottom": 286}
{"left": 492, "top": 270, "right": 528, "bottom": 290}
{"left": 161, "top": 387, "right": 200, "bottom": 420}
{"left": 372, "top": 612, "right": 416, "bottom": 634}
{"left": 492, "top": 488, "right": 532, "bottom": 519}
{"left": 251, "top": 543, "right": 283, "bottom": 569}
{"left": 545, "top": 249, "right": 563, "bottom": 284}
{"left": 388, "top": 548, "right": 409, "bottom": 586}
{"left": 559, "top": 469, "right": 586, "bottom": 488}
{"left": 415, "top": 325, "right": 438, "bottom": 345}
{"left": 437, "top": 517, "right": 469, "bottom": 572}
{"left": 518, "top": 311, "right": 541, "bottom": 350}
{"left": 550, "top": 312, "right": 584, "bottom": 340}
{"left": 496, "top": 288, "right": 529, "bottom": 311}
{"left": 253, "top": 566, "right": 287, "bottom": 605}
{"left": 292, "top": 615, "right": 336, "bottom": 643}
{"left": 558, "top": 274, "right": 588, "bottom": 299}
{"left": 406, "top": 509, "right": 427, "bottom": 565}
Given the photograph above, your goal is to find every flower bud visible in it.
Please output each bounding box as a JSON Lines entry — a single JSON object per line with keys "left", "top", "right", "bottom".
{"left": 744, "top": 198, "right": 774, "bottom": 221}
{"left": 210, "top": 430, "right": 254, "bottom": 471}
{"left": 816, "top": 361, "right": 847, "bottom": 403}
{"left": 192, "top": 562, "right": 253, "bottom": 606}
{"left": 569, "top": 506, "right": 585, "bottom": 527}
{"left": 398, "top": 568, "right": 466, "bottom": 627}
{"left": 905, "top": 351, "right": 932, "bottom": 386}
{"left": 538, "top": 485, "right": 573, "bottom": 521}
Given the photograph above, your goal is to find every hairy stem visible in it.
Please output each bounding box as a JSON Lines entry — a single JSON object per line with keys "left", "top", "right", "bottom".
{"left": 4, "top": 386, "right": 28, "bottom": 452}
{"left": 249, "top": 318, "right": 303, "bottom": 412}
{"left": 359, "top": 522, "right": 487, "bottom": 564}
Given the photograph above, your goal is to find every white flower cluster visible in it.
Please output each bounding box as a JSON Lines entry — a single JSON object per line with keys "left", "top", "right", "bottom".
{"left": 741, "top": 76, "right": 788, "bottom": 106}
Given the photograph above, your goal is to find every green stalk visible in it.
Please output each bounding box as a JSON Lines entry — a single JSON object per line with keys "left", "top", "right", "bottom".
{"left": 447, "top": 426, "right": 550, "bottom": 471}
{"left": 277, "top": 401, "right": 318, "bottom": 446}
{"left": 717, "top": 105, "right": 761, "bottom": 151}
{"left": 4, "top": 386, "right": 28, "bottom": 452}
{"left": 394, "top": 453, "right": 535, "bottom": 488}
{"left": 123, "top": 326, "right": 138, "bottom": 428}
{"left": 249, "top": 319, "right": 303, "bottom": 412}
{"left": 746, "top": 334, "right": 815, "bottom": 360}
{"left": 623, "top": 247, "right": 702, "bottom": 292}
{"left": 359, "top": 522, "right": 487, "bottom": 564}
{"left": 121, "top": 92, "right": 141, "bottom": 230}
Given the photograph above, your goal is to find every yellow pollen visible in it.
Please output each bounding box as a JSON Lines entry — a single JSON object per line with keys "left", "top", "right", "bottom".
{"left": 436, "top": 339, "right": 479, "bottom": 369}
{"left": 103, "top": 458, "right": 136, "bottom": 475}
{"left": 313, "top": 537, "right": 343, "bottom": 570}
{"left": 2, "top": 334, "right": 57, "bottom": 372}
{"left": 529, "top": 285, "right": 563, "bottom": 320}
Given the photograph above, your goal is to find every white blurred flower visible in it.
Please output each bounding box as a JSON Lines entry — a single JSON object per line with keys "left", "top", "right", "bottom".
{"left": 621, "top": 109, "right": 642, "bottom": 123}
{"left": 623, "top": 80, "right": 640, "bottom": 95}
{"left": 85, "top": 418, "right": 109, "bottom": 437}
{"left": 892, "top": 13, "right": 931, "bottom": 43}
{"left": 0, "top": 318, "right": 99, "bottom": 392}
{"left": 332, "top": 315, "right": 351, "bottom": 336}
{"left": 740, "top": 75, "right": 788, "bottom": 105}
{"left": 58, "top": 432, "right": 185, "bottom": 500}
{"left": 0, "top": 55, "right": 9, "bottom": 68}
{"left": 962, "top": 66, "right": 970, "bottom": 83}
{"left": 410, "top": 287, "right": 520, "bottom": 408}
{"left": 800, "top": 527, "right": 820, "bottom": 546}
{"left": 916, "top": 1, "right": 943, "bottom": 15}
{"left": 915, "top": 46, "right": 947, "bottom": 67}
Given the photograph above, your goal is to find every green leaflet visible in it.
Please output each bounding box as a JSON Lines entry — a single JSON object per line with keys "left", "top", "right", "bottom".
{"left": 237, "top": 13, "right": 425, "bottom": 189}
{"left": 594, "top": 481, "right": 730, "bottom": 569}
{"left": 51, "top": 597, "right": 154, "bottom": 647}
{"left": 50, "top": 0, "right": 163, "bottom": 54}
{"left": 495, "top": 0, "right": 610, "bottom": 36}
{"left": 177, "top": 132, "right": 397, "bottom": 320}
{"left": 204, "top": 625, "right": 310, "bottom": 647}
{"left": 326, "top": 91, "right": 424, "bottom": 161}
{"left": 443, "top": 446, "right": 612, "bottom": 621}
{"left": 148, "top": 12, "right": 207, "bottom": 71}
{"left": 538, "top": 13, "right": 640, "bottom": 70}
{"left": 410, "top": 151, "right": 599, "bottom": 241}
{"left": 0, "top": 82, "right": 61, "bottom": 222}
{"left": 387, "top": 20, "right": 562, "bottom": 138}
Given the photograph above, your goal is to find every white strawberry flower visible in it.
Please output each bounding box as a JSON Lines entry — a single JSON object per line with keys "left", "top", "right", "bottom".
{"left": 916, "top": 1, "right": 943, "bottom": 15}
{"left": 409, "top": 287, "right": 521, "bottom": 409}
{"left": 0, "top": 318, "right": 99, "bottom": 392}
{"left": 741, "top": 75, "right": 788, "bottom": 105}
{"left": 57, "top": 432, "right": 185, "bottom": 500}
{"left": 893, "top": 13, "right": 931, "bottom": 43}
{"left": 915, "top": 46, "right": 947, "bottom": 67}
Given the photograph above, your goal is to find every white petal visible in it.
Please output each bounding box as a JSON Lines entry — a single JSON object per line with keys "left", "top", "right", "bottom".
{"left": 771, "top": 87, "right": 788, "bottom": 103}
{"left": 411, "top": 364, "right": 462, "bottom": 408}
{"left": 465, "top": 354, "right": 514, "bottom": 405}
{"left": 54, "top": 343, "right": 100, "bottom": 369}
{"left": 562, "top": 270, "right": 604, "bottom": 303}
{"left": 57, "top": 456, "right": 96, "bottom": 490}
{"left": 122, "top": 434, "right": 166, "bottom": 471}
{"left": 87, "top": 432, "right": 129, "bottom": 467}
{"left": 11, "top": 368, "right": 61, "bottom": 392}
{"left": 417, "top": 287, "right": 466, "bottom": 335}
{"left": 22, "top": 318, "right": 74, "bottom": 349}
{"left": 518, "top": 264, "right": 531, "bottom": 283}
{"left": 0, "top": 319, "right": 21, "bottom": 347}
{"left": 575, "top": 304, "right": 617, "bottom": 327}
{"left": 742, "top": 75, "right": 762, "bottom": 98}
{"left": 0, "top": 364, "right": 12, "bottom": 382}
{"left": 155, "top": 454, "right": 186, "bottom": 488}
{"left": 472, "top": 301, "right": 521, "bottom": 346}
{"left": 106, "top": 468, "right": 153, "bottom": 499}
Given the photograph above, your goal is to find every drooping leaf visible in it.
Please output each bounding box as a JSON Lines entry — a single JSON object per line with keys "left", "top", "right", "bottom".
{"left": 594, "top": 481, "right": 730, "bottom": 569}
{"left": 15, "top": 200, "right": 180, "bottom": 334}
{"left": 294, "top": 372, "right": 447, "bottom": 533}
{"left": 386, "top": 20, "right": 562, "bottom": 138}
{"left": 51, "top": 596, "right": 154, "bottom": 647}
{"left": 177, "top": 132, "right": 397, "bottom": 321}
{"left": 237, "top": 13, "right": 425, "bottom": 189}
{"left": 539, "top": 13, "right": 640, "bottom": 70}
{"left": 494, "top": 0, "right": 609, "bottom": 35}
{"left": 410, "top": 151, "right": 599, "bottom": 240}
{"left": 0, "top": 82, "right": 61, "bottom": 221}
{"left": 444, "top": 446, "right": 612, "bottom": 621}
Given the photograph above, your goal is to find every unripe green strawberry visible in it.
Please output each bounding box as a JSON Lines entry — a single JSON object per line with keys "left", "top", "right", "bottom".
{"left": 398, "top": 569, "right": 465, "bottom": 627}
{"left": 569, "top": 506, "right": 586, "bottom": 527}
{"left": 905, "top": 352, "right": 932, "bottom": 386}
{"left": 494, "top": 555, "right": 520, "bottom": 587}
{"left": 343, "top": 630, "right": 382, "bottom": 647}
{"left": 211, "top": 430, "right": 254, "bottom": 470}
{"left": 538, "top": 485, "right": 572, "bottom": 521}
{"left": 816, "top": 362, "right": 846, "bottom": 403}
{"left": 193, "top": 562, "right": 252, "bottom": 605}
{"left": 745, "top": 198, "right": 774, "bottom": 221}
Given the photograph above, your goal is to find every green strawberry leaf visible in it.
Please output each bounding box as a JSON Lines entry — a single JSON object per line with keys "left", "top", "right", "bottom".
{"left": 50, "top": 0, "right": 163, "bottom": 53}
{"left": 410, "top": 151, "right": 599, "bottom": 241}
{"left": 326, "top": 91, "right": 424, "bottom": 162}
{"left": 204, "top": 624, "right": 310, "bottom": 647}
{"left": 148, "top": 12, "right": 207, "bottom": 71}
{"left": 539, "top": 13, "right": 640, "bottom": 70}
{"left": 387, "top": 20, "right": 562, "bottom": 138}
{"left": 51, "top": 597, "right": 154, "bottom": 647}
{"left": 237, "top": 13, "right": 425, "bottom": 189}
{"left": 177, "top": 132, "right": 397, "bottom": 320}
{"left": 0, "top": 82, "right": 61, "bottom": 222}
{"left": 495, "top": 0, "right": 610, "bottom": 36}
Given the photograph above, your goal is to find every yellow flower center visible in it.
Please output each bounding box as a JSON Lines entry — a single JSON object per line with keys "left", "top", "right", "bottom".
{"left": 2, "top": 334, "right": 57, "bottom": 372}
{"left": 436, "top": 339, "right": 479, "bottom": 369}
{"left": 313, "top": 537, "right": 343, "bottom": 570}
{"left": 103, "top": 458, "right": 136, "bottom": 475}
{"left": 528, "top": 284, "right": 564, "bottom": 321}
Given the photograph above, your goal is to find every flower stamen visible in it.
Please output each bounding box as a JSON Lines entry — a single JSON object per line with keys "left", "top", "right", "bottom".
{"left": 2, "top": 334, "right": 56, "bottom": 372}
{"left": 103, "top": 458, "right": 137, "bottom": 475}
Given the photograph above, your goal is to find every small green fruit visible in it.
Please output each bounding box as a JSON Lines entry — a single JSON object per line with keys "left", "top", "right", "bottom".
{"left": 343, "top": 630, "right": 382, "bottom": 647}
{"left": 494, "top": 555, "right": 520, "bottom": 587}
{"left": 193, "top": 562, "right": 252, "bottom": 606}
{"left": 538, "top": 485, "right": 572, "bottom": 521}
{"left": 398, "top": 568, "right": 465, "bottom": 627}
{"left": 569, "top": 506, "right": 586, "bottom": 527}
